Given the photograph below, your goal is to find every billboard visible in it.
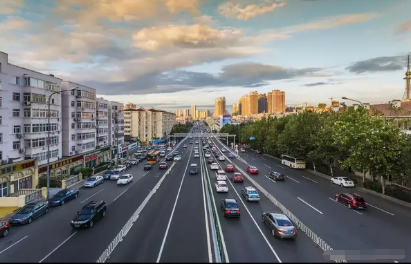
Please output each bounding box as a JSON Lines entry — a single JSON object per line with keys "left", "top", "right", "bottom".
{"left": 219, "top": 115, "right": 231, "bottom": 128}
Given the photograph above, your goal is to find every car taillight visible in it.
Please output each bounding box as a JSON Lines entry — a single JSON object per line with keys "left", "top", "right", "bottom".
{"left": 236, "top": 210, "right": 240, "bottom": 214}
{"left": 293, "top": 228, "right": 297, "bottom": 233}
{"left": 225, "top": 210, "right": 230, "bottom": 214}
{"left": 277, "top": 229, "right": 285, "bottom": 233}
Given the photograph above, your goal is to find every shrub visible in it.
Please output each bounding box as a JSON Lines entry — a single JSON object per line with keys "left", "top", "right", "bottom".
{"left": 363, "top": 179, "right": 411, "bottom": 203}
{"left": 80, "top": 168, "right": 93, "bottom": 178}
{"left": 37, "top": 175, "right": 66, "bottom": 188}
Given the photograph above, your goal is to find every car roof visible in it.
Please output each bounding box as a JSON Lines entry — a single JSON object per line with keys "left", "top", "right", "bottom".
{"left": 270, "top": 213, "right": 290, "bottom": 221}
{"left": 226, "top": 164, "right": 233, "bottom": 166}
{"left": 217, "top": 181, "right": 227, "bottom": 184}
{"left": 224, "top": 198, "right": 237, "bottom": 203}
{"left": 217, "top": 169, "right": 225, "bottom": 173}
{"left": 122, "top": 174, "right": 131, "bottom": 176}
{"left": 84, "top": 200, "right": 104, "bottom": 207}
{"left": 345, "top": 193, "right": 362, "bottom": 199}
{"left": 244, "top": 186, "right": 257, "bottom": 191}
{"left": 190, "top": 164, "right": 197, "bottom": 166}
{"left": 234, "top": 172, "right": 242, "bottom": 175}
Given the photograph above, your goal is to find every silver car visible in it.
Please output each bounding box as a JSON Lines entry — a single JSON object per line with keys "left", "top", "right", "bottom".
{"left": 262, "top": 212, "right": 297, "bottom": 240}
{"left": 84, "top": 176, "right": 104, "bottom": 188}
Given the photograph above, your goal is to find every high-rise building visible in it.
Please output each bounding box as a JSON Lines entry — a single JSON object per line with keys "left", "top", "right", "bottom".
{"left": 125, "top": 102, "right": 136, "bottom": 109}
{"left": 403, "top": 54, "right": 411, "bottom": 101}
{"left": 96, "top": 98, "right": 110, "bottom": 148}
{"left": 267, "top": 91, "right": 272, "bottom": 113}
{"left": 196, "top": 110, "right": 200, "bottom": 120}
{"left": 249, "top": 91, "right": 259, "bottom": 115}
{"left": 258, "top": 93, "right": 268, "bottom": 113}
{"left": 109, "top": 101, "right": 125, "bottom": 148}
{"left": 239, "top": 94, "right": 249, "bottom": 115}
{"left": 191, "top": 105, "right": 196, "bottom": 119}
{"left": 238, "top": 102, "right": 242, "bottom": 115}
{"left": 214, "top": 97, "right": 226, "bottom": 117}
{"left": 232, "top": 103, "right": 239, "bottom": 114}
{"left": 184, "top": 109, "right": 190, "bottom": 117}
{"left": 270, "top": 90, "right": 286, "bottom": 113}
{"left": 175, "top": 109, "right": 181, "bottom": 117}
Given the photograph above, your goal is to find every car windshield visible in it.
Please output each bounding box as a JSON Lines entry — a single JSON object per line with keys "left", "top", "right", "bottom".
{"left": 54, "top": 190, "right": 67, "bottom": 197}
{"left": 104, "top": 171, "right": 113, "bottom": 174}
{"left": 79, "top": 207, "right": 94, "bottom": 215}
{"left": 227, "top": 165, "right": 233, "bottom": 167}
{"left": 225, "top": 202, "right": 238, "bottom": 209}
{"left": 234, "top": 174, "right": 242, "bottom": 177}
{"left": 19, "top": 206, "right": 35, "bottom": 214}
{"left": 250, "top": 167, "right": 256, "bottom": 169}
{"left": 248, "top": 190, "right": 258, "bottom": 194}
{"left": 219, "top": 184, "right": 227, "bottom": 187}
{"left": 88, "top": 177, "right": 96, "bottom": 181}
{"left": 145, "top": 164, "right": 151, "bottom": 166}
{"left": 120, "top": 175, "right": 130, "bottom": 179}
{"left": 276, "top": 219, "right": 293, "bottom": 227}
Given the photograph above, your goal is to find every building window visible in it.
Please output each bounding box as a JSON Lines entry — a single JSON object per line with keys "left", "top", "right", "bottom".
{"left": 0, "top": 97, "right": 2, "bottom": 107}
{"left": 0, "top": 116, "right": 2, "bottom": 125}
{"left": 13, "top": 126, "right": 21, "bottom": 134}
{"left": 0, "top": 80, "right": 1, "bottom": 90}
{"left": 10, "top": 77, "right": 20, "bottom": 86}
{"left": 0, "top": 151, "right": 2, "bottom": 160}
{"left": 0, "top": 182, "right": 8, "bottom": 197}
{"left": 13, "top": 109, "right": 20, "bottom": 117}
{"left": 13, "top": 141, "right": 20, "bottom": 150}
{"left": 71, "top": 134, "right": 75, "bottom": 140}
{"left": 24, "top": 124, "right": 31, "bottom": 133}
{"left": 71, "top": 112, "right": 75, "bottom": 118}
{"left": 71, "top": 123, "right": 75, "bottom": 129}
{"left": 0, "top": 133, "right": 2, "bottom": 143}
{"left": 71, "top": 146, "right": 75, "bottom": 152}
{"left": 12, "top": 93, "right": 20, "bottom": 101}
{"left": 71, "top": 101, "right": 75, "bottom": 107}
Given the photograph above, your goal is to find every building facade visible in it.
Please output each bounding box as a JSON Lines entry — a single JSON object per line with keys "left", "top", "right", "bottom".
{"left": 0, "top": 158, "right": 38, "bottom": 198}
{"left": 214, "top": 97, "right": 226, "bottom": 117}
{"left": 124, "top": 102, "right": 136, "bottom": 110}
{"left": 191, "top": 105, "right": 196, "bottom": 119}
{"left": 109, "top": 101, "right": 125, "bottom": 147}
{"left": 258, "top": 94, "right": 268, "bottom": 113}
{"left": 96, "top": 98, "right": 110, "bottom": 148}
{"left": 0, "top": 51, "right": 63, "bottom": 166}
{"left": 61, "top": 81, "right": 96, "bottom": 157}
{"left": 184, "top": 109, "right": 190, "bottom": 117}
{"left": 232, "top": 103, "right": 239, "bottom": 114}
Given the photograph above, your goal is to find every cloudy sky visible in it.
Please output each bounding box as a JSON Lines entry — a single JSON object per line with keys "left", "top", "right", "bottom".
{"left": 1, "top": 0, "right": 411, "bottom": 113}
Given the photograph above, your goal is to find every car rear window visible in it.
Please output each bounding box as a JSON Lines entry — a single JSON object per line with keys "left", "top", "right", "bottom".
{"left": 225, "top": 202, "right": 237, "bottom": 208}
{"left": 355, "top": 198, "right": 365, "bottom": 202}
{"left": 247, "top": 190, "right": 258, "bottom": 194}
{"left": 276, "top": 219, "right": 293, "bottom": 226}
{"left": 88, "top": 177, "right": 96, "bottom": 181}
{"left": 219, "top": 184, "right": 227, "bottom": 187}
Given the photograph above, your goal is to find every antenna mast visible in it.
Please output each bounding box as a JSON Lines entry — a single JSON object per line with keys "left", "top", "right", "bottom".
{"left": 403, "top": 54, "right": 411, "bottom": 101}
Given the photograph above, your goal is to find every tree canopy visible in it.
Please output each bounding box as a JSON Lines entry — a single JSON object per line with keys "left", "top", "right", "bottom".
{"left": 170, "top": 122, "right": 193, "bottom": 134}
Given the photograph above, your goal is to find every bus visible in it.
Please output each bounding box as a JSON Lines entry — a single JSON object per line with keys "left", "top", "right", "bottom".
{"left": 147, "top": 150, "right": 161, "bottom": 164}
{"left": 281, "top": 155, "right": 306, "bottom": 169}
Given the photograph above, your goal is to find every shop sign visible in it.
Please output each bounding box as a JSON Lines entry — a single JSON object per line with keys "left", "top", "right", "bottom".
{"left": 39, "top": 155, "right": 83, "bottom": 174}
{"left": 128, "top": 142, "right": 138, "bottom": 150}
{"left": 0, "top": 159, "right": 36, "bottom": 175}
{"left": 85, "top": 150, "right": 102, "bottom": 158}
{"left": 122, "top": 147, "right": 129, "bottom": 152}
{"left": 85, "top": 155, "right": 98, "bottom": 162}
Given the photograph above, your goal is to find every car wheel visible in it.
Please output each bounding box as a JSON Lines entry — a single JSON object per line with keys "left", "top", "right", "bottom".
{"left": 28, "top": 217, "right": 32, "bottom": 224}
{"left": 74, "top": 194, "right": 78, "bottom": 199}
{"left": 3, "top": 228, "right": 9, "bottom": 237}
{"left": 335, "top": 197, "right": 338, "bottom": 202}
{"left": 102, "top": 210, "right": 106, "bottom": 217}
{"left": 89, "top": 220, "right": 94, "bottom": 228}
{"left": 61, "top": 200, "right": 65, "bottom": 206}
{"left": 340, "top": 184, "right": 344, "bottom": 187}
{"left": 45, "top": 207, "right": 49, "bottom": 214}
{"left": 348, "top": 204, "right": 352, "bottom": 209}
{"left": 331, "top": 179, "right": 334, "bottom": 184}
{"left": 271, "top": 229, "right": 276, "bottom": 237}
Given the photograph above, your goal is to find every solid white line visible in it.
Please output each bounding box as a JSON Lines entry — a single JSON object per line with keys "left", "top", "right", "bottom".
{"left": 80, "top": 189, "right": 104, "bottom": 203}
{"left": 285, "top": 175, "right": 300, "bottom": 183}
{"left": 327, "top": 197, "right": 363, "bottom": 215}
{"left": 352, "top": 210, "right": 363, "bottom": 215}
{"left": 113, "top": 187, "right": 130, "bottom": 202}
{"left": 265, "top": 175, "right": 276, "bottom": 184}
{"left": 297, "top": 197, "right": 323, "bottom": 214}
{"left": 156, "top": 142, "right": 193, "bottom": 263}
{"left": 365, "top": 202, "right": 395, "bottom": 216}
{"left": 0, "top": 236, "right": 28, "bottom": 254}
{"left": 278, "top": 165, "right": 285, "bottom": 169}
{"left": 301, "top": 175, "right": 318, "bottom": 183}
{"left": 39, "top": 232, "right": 77, "bottom": 263}
{"left": 200, "top": 144, "right": 213, "bottom": 263}
{"left": 264, "top": 164, "right": 271, "bottom": 169}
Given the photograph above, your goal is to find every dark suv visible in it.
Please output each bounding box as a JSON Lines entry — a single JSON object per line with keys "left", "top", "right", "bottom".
{"left": 268, "top": 171, "right": 285, "bottom": 181}
{"left": 71, "top": 200, "right": 107, "bottom": 228}
{"left": 189, "top": 164, "right": 198, "bottom": 175}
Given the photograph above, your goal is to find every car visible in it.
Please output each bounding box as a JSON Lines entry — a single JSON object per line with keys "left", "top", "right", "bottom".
{"left": 215, "top": 181, "right": 228, "bottom": 192}
{"left": 225, "top": 164, "right": 234, "bottom": 172}
{"left": 214, "top": 153, "right": 220, "bottom": 158}
{"left": 203, "top": 146, "right": 207, "bottom": 150}
{"left": 189, "top": 164, "right": 198, "bottom": 175}
{"left": 228, "top": 153, "right": 236, "bottom": 158}
{"left": 0, "top": 220, "right": 10, "bottom": 237}
{"left": 241, "top": 186, "right": 260, "bottom": 201}
{"left": 71, "top": 200, "right": 107, "bottom": 229}
{"left": 183, "top": 144, "right": 188, "bottom": 148}
{"left": 268, "top": 171, "right": 285, "bottom": 181}
{"left": 247, "top": 166, "right": 258, "bottom": 174}
{"left": 216, "top": 170, "right": 227, "bottom": 181}
{"left": 210, "top": 163, "right": 219, "bottom": 170}
{"left": 331, "top": 177, "right": 355, "bottom": 187}
{"left": 240, "top": 148, "right": 246, "bottom": 153}
{"left": 129, "top": 159, "right": 139, "bottom": 165}
{"left": 221, "top": 149, "right": 226, "bottom": 153}
{"left": 232, "top": 173, "right": 244, "bottom": 183}
{"left": 110, "top": 170, "right": 121, "bottom": 180}
{"left": 220, "top": 199, "right": 240, "bottom": 217}
{"left": 205, "top": 152, "right": 211, "bottom": 158}
{"left": 207, "top": 157, "right": 214, "bottom": 164}
{"left": 172, "top": 151, "right": 180, "bottom": 157}
{"left": 84, "top": 176, "right": 104, "bottom": 188}
{"left": 117, "top": 174, "right": 133, "bottom": 185}
{"left": 335, "top": 193, "right": 367, "bottom": 209}
{"left": 194, "top": 153, "right": 200, "bottom": 158}
{"left": 166, "top": 156, "right": 174, "bottom": 161}
{"left": 103, "top": 170, "right": 114, "bottom": 180}
{"left": 48, "top": 189, "right": 80, "bottom": 206}
{"left": 159, "top": 162, "right": 168, "bottom": 169}
{"left": 117, "top": 165, "right": 127, "bottom": 172}
{"left": 144, "top": 163, "right": 153, "bottom": 170}
{"left": 262, "top": 212, "right": 297, "bottom": 239}
{"left": 218, "top": 156, "right": 225, "bottom": 161}
{"left": 189, "top": 141, "right": 193, "bottom": 144}
{"left": 174, "top": 155, "right": 182, "bottom": 161}
{"left": 10, "top": 201, "right": 49, "bottom": 225}
{"left": 167, "top": 147, "right": 172, "bottom": 151}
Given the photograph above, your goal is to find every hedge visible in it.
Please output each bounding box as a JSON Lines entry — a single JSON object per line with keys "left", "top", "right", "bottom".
{"left": 37, "top": 175, "right": 66, "bottom": 188}
{"left": 363, "top": 180, "right": 411, "bottom": 203}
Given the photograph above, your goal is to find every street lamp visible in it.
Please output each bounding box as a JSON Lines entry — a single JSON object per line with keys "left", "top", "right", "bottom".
{"left": 341, "top": 97, "right": 364, "bottom": 106}
{"left": 46, "top": 87, "right": 77, "bottom": 200}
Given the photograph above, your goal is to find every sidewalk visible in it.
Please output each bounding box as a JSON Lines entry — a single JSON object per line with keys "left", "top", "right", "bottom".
{"left": 0, "top": 206, "right": 18, "bottom": 220}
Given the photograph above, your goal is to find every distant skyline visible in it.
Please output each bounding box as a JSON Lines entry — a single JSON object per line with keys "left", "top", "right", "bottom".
{"left": 1, "top": 0, "right": 411, "bottom": 112}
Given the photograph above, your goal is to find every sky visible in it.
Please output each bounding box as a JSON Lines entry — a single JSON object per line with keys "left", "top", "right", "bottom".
{"left": 1, "top": 0, "right": 411, "bottom": 113}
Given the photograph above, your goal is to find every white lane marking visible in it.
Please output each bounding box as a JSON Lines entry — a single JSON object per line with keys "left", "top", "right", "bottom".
{"left": 80, "top": 189, "right": 104, "bottom": 203}
{"left": 212, "top": 142, "right": 282, "bottom": 263}
{"left": 0, "top": 236, "right": 28, "bottom": 254}
{"left": 143, "top": 171, "right": 150, "bottom": 177}
{"left": 297, "top": 197, "right": 323, "bottom": 215}
{"left": 251, "top": 157, "right": 256, "bottom": 160}
{"left": 265, "top": 175, "right": 276, "bottom": 184}
{"left": 264, "top": 164, "right": 271, "bottom": 169}
{"left": 366, "top": 203, "right": 395, "bottom": 216}
{"left": 156, "top": 142, "right": 194, "bottom": 263}
{"left": 278, "top": 165, "right": 285, "bottom": 169}
{"left": 285, "top": 175, "right": 300, "bottom": 183}
{"left": 113, "top": 187, "right": 130, "bottom": 202}
{"left": 39, "top": 232, "right": 77, "bottom": 263}
{"left": 327, "top": 197, "right": 363, "bottom": 215}
{"left": 301, "top": 175, "right": 318, "bottom": 183}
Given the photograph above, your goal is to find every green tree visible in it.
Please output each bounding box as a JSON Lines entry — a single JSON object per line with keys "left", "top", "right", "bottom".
{"left": 170, "top": 122, "right": 193, "bottom": 134}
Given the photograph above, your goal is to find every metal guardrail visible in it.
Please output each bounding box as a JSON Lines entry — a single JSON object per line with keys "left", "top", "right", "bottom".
{"left": 172, "top": 133, "right": 229, "bottom": 137}
{"left": 67, "top": 180, "right": 86, "bottom": 190}
{"left": 213, "top": 137, "right": 347, "bottom": 263}
{"left": 24, "top": 189, "right": 42, "bottom": 204}
{"left": 63, "top": 175, "right": 80, "bottom": 187}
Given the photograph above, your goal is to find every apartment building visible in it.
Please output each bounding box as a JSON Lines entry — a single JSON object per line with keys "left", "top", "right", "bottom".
{"left": 124, "top": 102, "right": 136, "bottom": 109}
{"left": 176, "top": 109, "right": 181, "bottom": 117}
{"left": 124, "top": 107, "right": 176, "bottom": 143}
{"left": 214, "top": 97, "right": 226, "bottom": 116}
{"left": 258, "top": 93, "right": 268, "bottom": 113}
{"left": 232, "top": 103, "right": 239, "bottom": 114}
{"left": 96, "top": 98, "right": 110, "bottom": 148}
{"left": 0, "top": 51, "right": 63, "bottom": 166}
{"left": 191, "top": 105, "right": 196, "bottom": 119}
{"left": 109, "top": 101, "right": 125, "bottom": 147}
{"left": 61, "top": 81, "right": 96, "bottom": 157}
{"left": 184, "top": 109, "right": 190, "bottom": 117}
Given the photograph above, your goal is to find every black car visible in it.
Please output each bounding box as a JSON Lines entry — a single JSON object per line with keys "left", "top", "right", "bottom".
{"left": 144, "top": 163, "right": 153, "bottom": 170}
{"left": 48, "top": 189, "right": 79, "bottom": 206}
{"left": 189, "top": 164, "right": 198, "bottom": 175}
{"left": 220, "top": 199, "right": 240, "bottom": 218}
{"left": 268, "top": 171, "right": 285, "bottom": 181}
{"left": 103, "top": 170, "right": 114, "bottom": 179}
{"left": 10, "top": 201, "right": 49, "bottom": 225}
{"left": 166, "top": 156, "right": 173, "bottom": 161}
{"left": 71, "top": 200, "right": 107, "bottom": 229}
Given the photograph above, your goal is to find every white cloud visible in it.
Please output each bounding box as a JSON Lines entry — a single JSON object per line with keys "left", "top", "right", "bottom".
{"left": 218, "top": 0, "right": 286, "bottom": 20}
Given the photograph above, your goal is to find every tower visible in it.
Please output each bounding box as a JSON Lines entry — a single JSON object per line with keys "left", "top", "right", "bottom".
{"left": 403, "top": 54, "right": 411, "bottom": 101}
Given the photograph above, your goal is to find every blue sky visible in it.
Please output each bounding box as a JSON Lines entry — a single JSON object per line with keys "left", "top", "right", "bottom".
{"left": 0, "top": 0, "right": 410, "bottom": 113}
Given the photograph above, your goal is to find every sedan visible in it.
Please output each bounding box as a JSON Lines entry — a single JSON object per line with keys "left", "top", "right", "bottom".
{"left": 183, "top": 144, "right": 188, "bottom": 148}
{"left": 221, "top": 199, "right": 240, "bottom": 218}
{"left": 228, "top": 153, "right": 236, "bottom": 158}
{"left": 207, "top": 158, "right": 214, "bottom": 164}
{"left": 117, "top": 174, "right": 133, "bottom": 185}
{"left": 268, "top": 171, "right": 285, "bottom": 181}
{"left": 174, "top": 155, "right": 182, "bottom": 161}
{"left": 84, "top": 176, "right": 104, "bottom": 188}
{"left": 110, "top": 170, "right": 121, "bottom": 180}
{"left": 129, "top": 159, "right": 139, "bottom": 165}
{"left": 194, "top": 153, "right": 200, "bottom": 158}
{"left": 218, "top": 156, "right": 225, "bottom": 161}
{"left": 48, "top": 189, "right": 79, "bottom": 206}
{"left": 232, "top": 173, "right": 244, "bottom": 183}
{"left": 144, "top": 163, "right": 153, "bottom": 170}
{"left": 215, "top": 181, "right": 228, "bottom": 192}
{"left": 10, "top": 201, "right": 49, "bottom": 225}
{"left": 0, "top": 220, "right": 10, "bottom": 237}
{"left": 205, "top": 152, "right": 211, "bottom": 158}
{"left": 103, "top": 170, "right": 114, "bottom": 180}
{"left": 262, "top": 212, "right": 297, "bottom": 239}
{"left": 210, "top": 163, "right": 219, "bottom": 170}
{"left": 159, "top": 162, "right": 168, "bottom": 169}
{"left": 166, "top": 156, "right": 173, "bottom": 161}
{"left": 221, "top": 149, "right": 226, "bottom": 153}
{"left": 117, "top": 165, "right": 127, "bottom": 172}
{"left": 225, "top": 164, "right": 234, "bottom": 172}
{"left": 247, "top": 166, "right": 258, "bottom": 174}
{"left": 331, "top": 177, "right": 355, "bottom": 187}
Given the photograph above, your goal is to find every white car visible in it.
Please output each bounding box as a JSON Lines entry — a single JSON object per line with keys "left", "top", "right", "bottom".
{"left": 221, "top": 149, "right": 226, "bottom": 153}
{"left": 117, "top": 165, "right": 127, "bottom": 172}
{"left": 110, "top": 170, "right": 121, "bottom": 180}
{"left": 174, "top": 155, "right": 182, "bottom": 161}
{"left": 205, "top": 152, "right": 211, "bottom": 158}
{"left": 194, "top": 153, "right": 200, "bottom": 158}
{"left": 218, "top": 156, "right": 225, "bottom": 161}
{"left": 240, "top": 148, "right": 245, "bottom": 152}
{"left": 210, "top": 163, "right": 219, "bottom": 170}
{"left": 215, "top": 181, "right": 228, "bottom": 192}
{"left": 117, "top": 174, "right": 133, "bottom": 185}
{"left": 331, "top": 177, "right": 355, "bottom": 187}
{"left": 216, "top": 170, "right": 227, "bottom": 181}
{"left": 129, "top": 159, "right": 138, "bottom": 165}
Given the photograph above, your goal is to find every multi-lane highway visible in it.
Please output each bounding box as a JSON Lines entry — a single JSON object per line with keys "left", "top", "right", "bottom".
{"left": 211, "top": 136, "right": 410, "bottom": 263}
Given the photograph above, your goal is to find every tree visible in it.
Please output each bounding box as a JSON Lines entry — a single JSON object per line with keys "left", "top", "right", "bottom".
{"left": 170, "top": 122, "right": 193, "bottom": 134}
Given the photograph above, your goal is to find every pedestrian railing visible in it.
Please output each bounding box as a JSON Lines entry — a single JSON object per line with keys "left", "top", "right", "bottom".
{"left": 67, "top": 180, "right": 86, "bottom": 190}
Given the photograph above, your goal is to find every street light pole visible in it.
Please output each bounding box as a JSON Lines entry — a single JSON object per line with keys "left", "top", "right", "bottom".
{"left": 342, "top": 97, "right": 364, "bottom": 106}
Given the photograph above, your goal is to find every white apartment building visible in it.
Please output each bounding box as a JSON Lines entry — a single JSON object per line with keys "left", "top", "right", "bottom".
{"left": 124, "top": 107, "right": 176, "bottom": 143}
{"left": 96, "top": 98, "right": 109, "bottom": 148}
{"left": 109, "top": 101, "right": 124, "bottom": 147}
{"left": 61, "top": 81, "right": 96, "bottom": 156}
{"left": 0, "top": 51, "right": 63, "bottom": 166}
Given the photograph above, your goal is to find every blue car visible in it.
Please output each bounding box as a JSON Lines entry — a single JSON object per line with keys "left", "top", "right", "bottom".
{"left": 48, "top": 189, "right": 79, "bottom": 207}
{"left": 84, "top": 176, "right": 104, "bottom": 188}
{"left": 228, "top": 153, "right": 236, "bottom": 158}
{"left": 10, "top": 201, "right": 49, "bottom": 225}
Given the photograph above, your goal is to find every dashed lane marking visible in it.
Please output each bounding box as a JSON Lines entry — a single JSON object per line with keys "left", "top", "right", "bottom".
{"left": 80, "top": 189, "right": 104, "bottom": 203}
{"left": 301, "top": 175, "right": 318, "bottom": 183}
{"left": 0, "top": 236, "right": 28, "bottom": 254}
{"left": 285, "top": 175, "right": 300, "bottom": 183}
{"left": 297, "top": 197, "right": 323, "bottom": 214}
{"left": 328, "top": 197, "right": 363, "bottom": 215}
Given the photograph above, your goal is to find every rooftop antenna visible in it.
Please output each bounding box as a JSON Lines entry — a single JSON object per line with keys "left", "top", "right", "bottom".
{"left": 402, "top": 53, "right": 411, "bottom": 101}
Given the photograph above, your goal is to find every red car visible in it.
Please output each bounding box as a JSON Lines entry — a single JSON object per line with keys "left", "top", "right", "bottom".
{"left": 232, "top": 173, "right": 244, "bottom": 183}
{"left": 335, "top": 193, "right": 367, "bottom": 210}
{"left": 207, "top": 158, "right": 214, "bottom": 164}
{"left": 247, "top": 166, "right": 258, "bottom": 174}
{"left": 225, "top": 164, "right": 234, "bottom": 172}
{"left": 159, "top": 162, "right": 168, "bottom": 169}
{"left": 0, "top": 219, "right": 10, "bottom": 237}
